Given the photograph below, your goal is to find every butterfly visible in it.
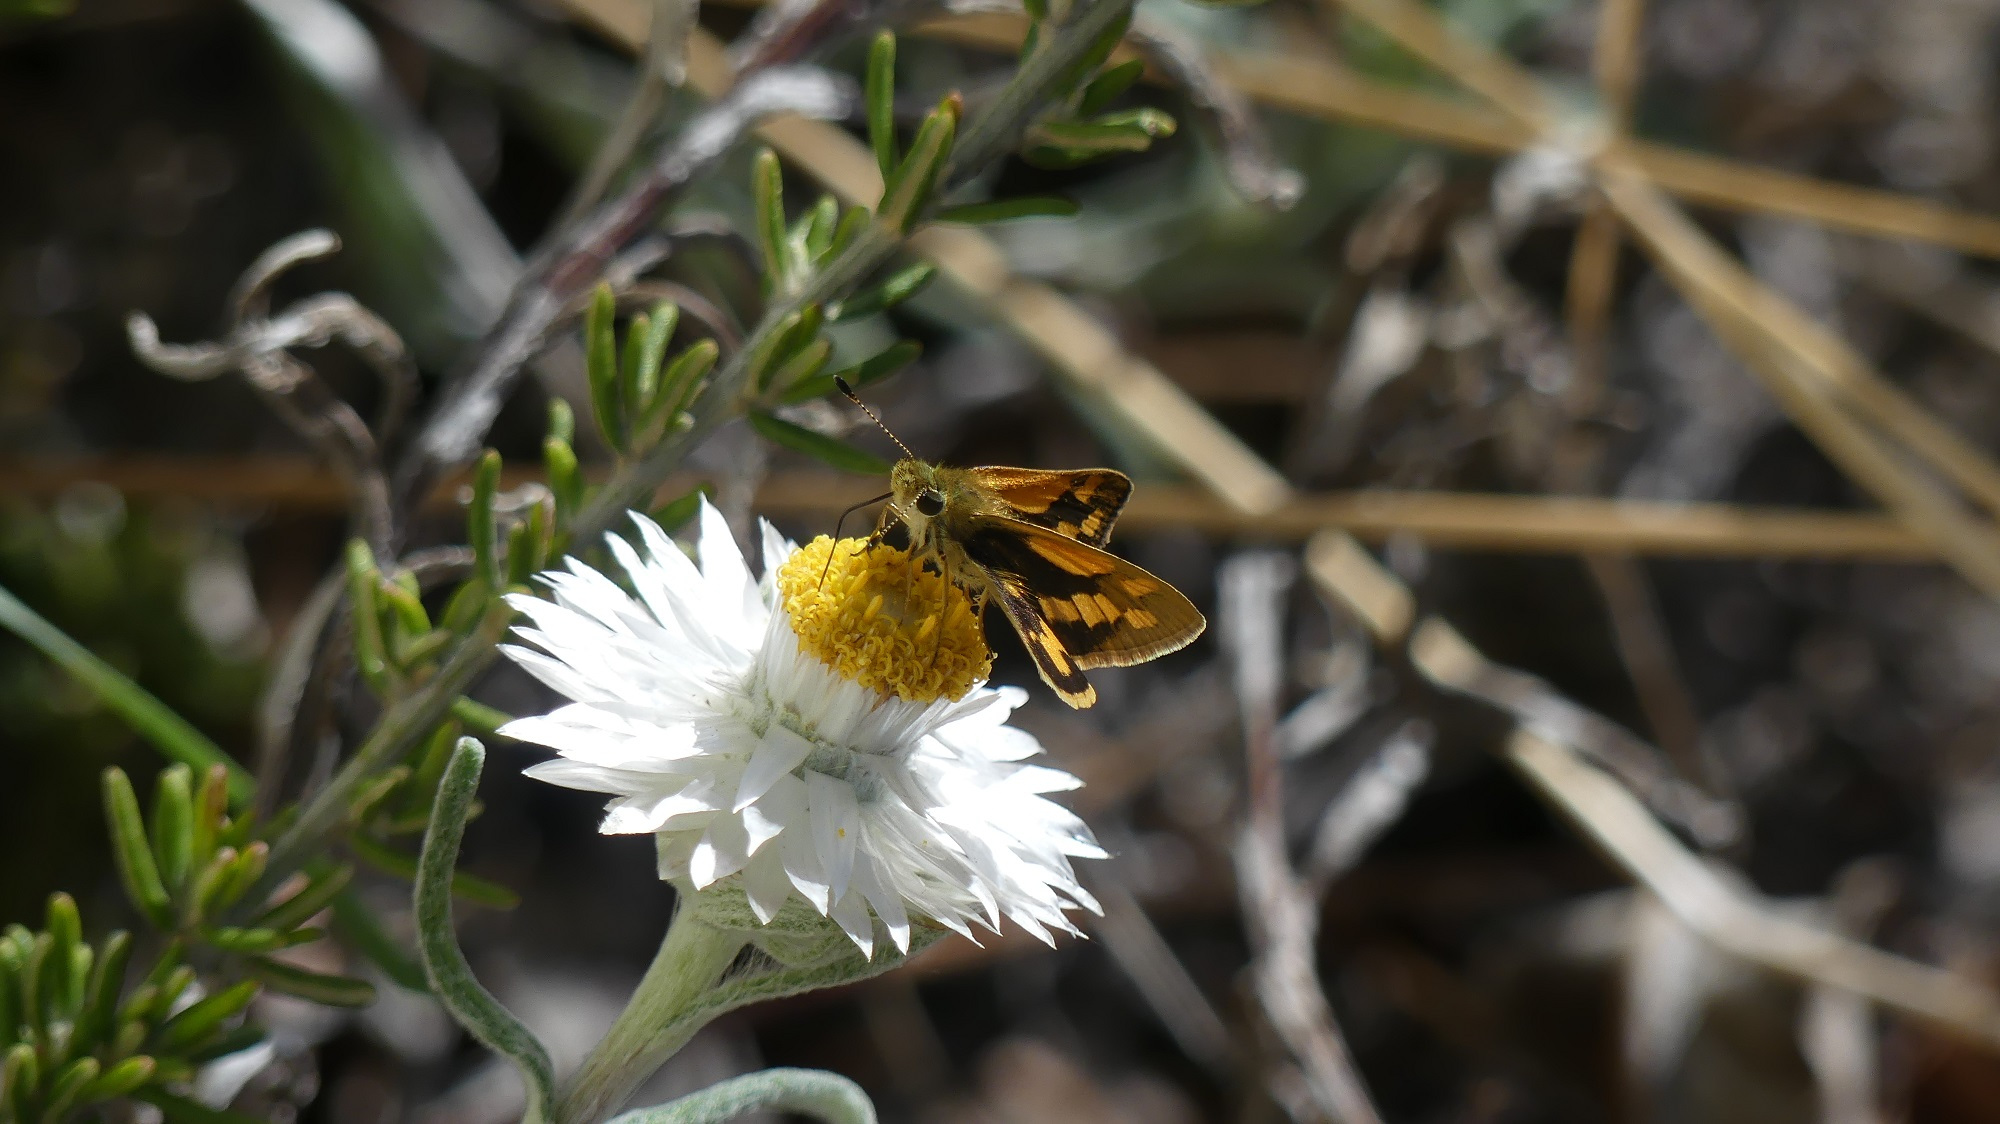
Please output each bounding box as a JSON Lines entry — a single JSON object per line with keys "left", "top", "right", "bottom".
{"left": 834, "top": 381, "right": 1206, "bottom": 708}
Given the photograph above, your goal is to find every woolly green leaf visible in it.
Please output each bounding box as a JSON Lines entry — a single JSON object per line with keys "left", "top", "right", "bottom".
{"left": 0, "top": 586, "right": 248, "bottom": 802}
{"left": 749, "top": 413, "right": 894, "bottom": 476}
{"left": 606, "top": 1069, "right": 878, "bottom": 1124}
{"left": 417, "top": 740, "right": 556, "bottom": 1124}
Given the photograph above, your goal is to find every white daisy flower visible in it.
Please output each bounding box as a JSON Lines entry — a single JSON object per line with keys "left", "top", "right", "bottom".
{"left": 499, "top": 499, "right": 1104, "bottom": 956}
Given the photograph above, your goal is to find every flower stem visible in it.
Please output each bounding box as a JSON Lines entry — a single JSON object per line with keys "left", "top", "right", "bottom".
{"left": 558, "top": 909, "right": 749, "bottom": 1124}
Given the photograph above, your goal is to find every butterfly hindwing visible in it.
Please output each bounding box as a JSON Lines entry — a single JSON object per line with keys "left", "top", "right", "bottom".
{"left": 967, "top": 467, "right": 1131, "bottom": 548}
{"left": 961, "top": 515, "right": 1205, "bottom": 705}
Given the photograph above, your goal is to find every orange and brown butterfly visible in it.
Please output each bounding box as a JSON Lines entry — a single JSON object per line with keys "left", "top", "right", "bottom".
{"left": 835, "top": 379, "right": 1206, "bottom": 708}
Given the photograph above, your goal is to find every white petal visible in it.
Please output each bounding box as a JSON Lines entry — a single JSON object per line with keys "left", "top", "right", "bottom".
{"left": 689, "top": 813, "right": 751, "bottom": 888}
{"left": 696, "top": 498, "right": 762, "bottom": 643}
{"left": 806, "top": 770, "right": 860, "bottom": 903}
{"left": 780, "top": 826, "right": 831, "bottom": 912}
{"left": 734, "top": 724, "right": 813, "bottom": 811}
{"left": 852, "top": 858, "right": 911, "bottom": 954}
{"left": 830, "top": 886, "right": 875, "bottom": 957}
{"left": 742, "top": 847, "right": 794, "bottom": 924}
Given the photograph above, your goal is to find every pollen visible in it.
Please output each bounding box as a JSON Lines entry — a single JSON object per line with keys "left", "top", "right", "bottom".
{"left": 778, "top": 536, "right": 992, "bottom": 704}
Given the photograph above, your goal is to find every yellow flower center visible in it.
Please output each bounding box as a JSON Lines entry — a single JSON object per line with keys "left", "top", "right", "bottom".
{"left": 777, "top": 536, "right": 991, "bottom": 704}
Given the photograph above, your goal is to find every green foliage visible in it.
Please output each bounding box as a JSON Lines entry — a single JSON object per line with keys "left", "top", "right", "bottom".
{"left": 583, "top": 284, "right": 717, "bottom": 458}
{"left": 101, "top": 766, "right": 366, "bottom": 999}
{"left": 0, "top": 863, "right": 349, "bottom": 1124}
{"left": 0, "top": 583, "right": 250, "bottom": 804}
{"left": 748, "top": 413, "right": 894, "bottom": 476}
{"left": 416, "top": 740, "right": 556, "bottom": 1124}
{"left": 607, "top": 1069, "right": 877, "bottom": 1124}
{"left": 0, "top": 0, "right": 75, "bottom": 24}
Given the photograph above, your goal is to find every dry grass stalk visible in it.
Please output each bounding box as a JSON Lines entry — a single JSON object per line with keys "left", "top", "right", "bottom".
{"left": 677, "top": 0, "right": 2000, "bottom": 259}
{"left": 1, "top": 457, "right": 1946, "bottom": 559}
{"left": 1301, "top": 528, "right": 2000, "bottom": 1053}
{"left": 1324, "top": 0, "right": 2000, "bottom": 602}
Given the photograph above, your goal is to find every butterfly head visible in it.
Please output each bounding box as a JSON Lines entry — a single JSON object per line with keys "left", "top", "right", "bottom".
{"left": 889, "top": 457, "right": 950, "bottom": 531}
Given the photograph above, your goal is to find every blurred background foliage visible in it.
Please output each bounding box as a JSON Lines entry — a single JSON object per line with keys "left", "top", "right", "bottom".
{"left": 11, "top": 0, "right": 2000, "bottom": 1119}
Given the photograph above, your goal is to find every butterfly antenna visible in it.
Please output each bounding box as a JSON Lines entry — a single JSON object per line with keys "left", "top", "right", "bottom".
{"left": 835, "top": 377, "right": 917, "bottom": 461}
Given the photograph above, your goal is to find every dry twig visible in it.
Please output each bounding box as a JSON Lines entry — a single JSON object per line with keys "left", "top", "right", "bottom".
{"left": 1223, "top": 553, "right": 1384, "bottom": 1124}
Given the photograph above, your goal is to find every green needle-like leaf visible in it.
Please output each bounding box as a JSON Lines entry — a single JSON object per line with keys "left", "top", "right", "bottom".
{"left": 470, "top": 452, "right": 504, "bottom": 592}
{"left": 0, "top": 585, "right": 249, "bottom": 802}
{"left": 417, "top": 739, "right": 556, "bottom": 1124}
{"left": 329, "top": 892, "right": 428, "bottom": 993}
{"left": 831, "top": 263, "right": 935, "bottom": 322}
{"left": 782, "top": 340, "right": 922, "bottom": 406}
{"left": 1078, "top": 57, "right": 1146, "bottom": 115}
{"left": 79, "top": 1055, "right": 155, "bottom": 1102}
{"left": 244, "top": 958, "right": 374, "bottom": 1008}
{"left": 151, "top": 766, "right": 195, "bottom": 897}
{"left": 866, "top": 32, "right": 898, "bottom": 180}
{"left": 586, "top": 284, "right": 624, "bottom": 451}
{"left": 154, "top": 979, "right": 259, "bottom": 1051}
{"left": 935, "top": 196, "right": 1080, "bottom": 224}
{"left": 350, "top": 833, "right": 520, "bottom": 909}
{"left": 253, "top": 865, "right": 352, "bottom": 934}
{"left": 749, "top": 412, "right": 894, "bottom": 476}
{"left": 878, "top": 95, "right": 960, "bottom": 233}
{"left": 753, "top": 149, "right": 791, "bottom": 284}
{"left": 81, "top": 930, "right": 132, "bottom": 1049}
{"left": 631, "top": 302, "right": 678, "bottom": 414}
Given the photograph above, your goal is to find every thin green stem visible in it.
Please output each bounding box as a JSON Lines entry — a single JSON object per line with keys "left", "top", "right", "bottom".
{"left": 558, "top": 910, "right": 747, "bottom": 1124}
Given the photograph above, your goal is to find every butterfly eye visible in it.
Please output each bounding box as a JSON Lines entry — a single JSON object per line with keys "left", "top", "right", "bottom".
{"left": 916, "top": 489, "right": 946, "bottom": 517}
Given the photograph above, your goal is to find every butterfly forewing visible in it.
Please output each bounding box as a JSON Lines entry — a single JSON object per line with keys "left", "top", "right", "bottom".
{"left": 966, "top": 467, "right": 1131, "bottom": 548}
{"left": 960, "top": 514, "right": 1205, "bottom": 705}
